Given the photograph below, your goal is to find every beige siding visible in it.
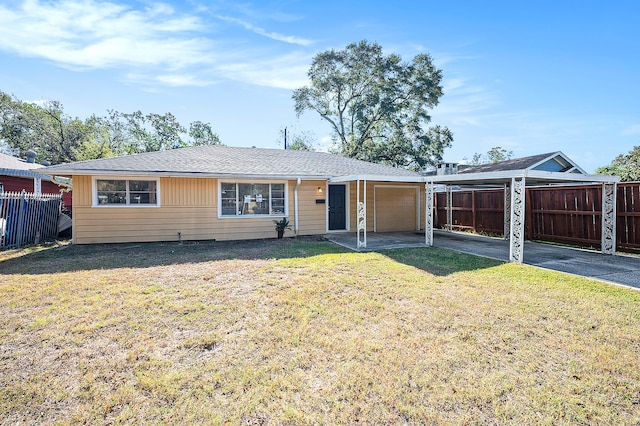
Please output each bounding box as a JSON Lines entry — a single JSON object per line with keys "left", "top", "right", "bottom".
{"left": 295, "top": 180, "right": 327, "bottom": 235}
{"left": 73, "top": 175, "right": 219, "bottom": 244}
{"left": 375, "top": 186, "right": 419, "bottom": 232}
{"left": 72, "top": 175, "right": 329, "bottom": 244}
{"left": 162, "top": 177, "right": 215, "bottom": 206}
{"left": 349, "top": 181, "right": 425, "bottom": 233}
{"left": 73, "top": 175, "right": 92, "bottom": 207}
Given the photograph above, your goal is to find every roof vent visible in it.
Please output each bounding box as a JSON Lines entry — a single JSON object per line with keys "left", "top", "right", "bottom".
{"left": 26, "top": 150, "right": 37, "bottom": 163}
{"left": 41, "top": 160, "right": 51, "bottom": 166}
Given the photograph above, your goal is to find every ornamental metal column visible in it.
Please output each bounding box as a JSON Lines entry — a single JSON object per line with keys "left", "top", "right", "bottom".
{"left": 601, "top": 182, "right": 617, "bottom": 255}
{"left": 425, "top": 182, "right": 434, "bottom": 246}
{"left": 446, "top": 185, "right": 453, "bottom": 231}
{"left": 357, "top": 179, "right": 367, "bottom": 248}
{"left": 509, "top": 177, "right": 526, "bottom": 263}
{"left": 503, "top": 182, "right": 511, "bottom": 240}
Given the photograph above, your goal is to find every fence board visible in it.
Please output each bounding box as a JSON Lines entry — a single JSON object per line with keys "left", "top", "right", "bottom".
{"left": 432, "top": 183, "right": 640, "bottom": 253}
{"left": 1, "top": 191, "right": 62, "bottom": 249}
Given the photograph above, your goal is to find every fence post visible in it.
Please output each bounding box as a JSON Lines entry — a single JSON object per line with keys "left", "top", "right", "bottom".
{"left": 446, "top": 185, "right": 453, "bottom": 231}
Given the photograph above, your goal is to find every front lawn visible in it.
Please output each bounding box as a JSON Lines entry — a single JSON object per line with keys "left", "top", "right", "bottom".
{"left": 1, "top": 238, "right": 638, "bottom": 424}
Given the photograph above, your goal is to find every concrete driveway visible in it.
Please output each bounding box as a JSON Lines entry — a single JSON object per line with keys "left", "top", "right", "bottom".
{"left": 326, "top": 230, "right": 640, "bottom": 289}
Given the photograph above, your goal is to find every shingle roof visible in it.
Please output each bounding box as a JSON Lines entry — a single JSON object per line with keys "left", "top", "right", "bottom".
{"left": 0, "top": 152, "right": 44, "bottom": 170}
{"left": 0, "top": 152, "right": 55, "bottom": 181}
{"left": 457, "top": 152, "right": 558, "bottom": 174}
{"left": 39, "top": 145, "right": 420, "bottom": 178}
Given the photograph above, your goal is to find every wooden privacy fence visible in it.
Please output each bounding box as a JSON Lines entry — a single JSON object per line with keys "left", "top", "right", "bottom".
{"left": 0, "top": 191, "right": 62, "bottom": 249}
{"left": 434, "top": 183, "right": 640, "bottom": 253}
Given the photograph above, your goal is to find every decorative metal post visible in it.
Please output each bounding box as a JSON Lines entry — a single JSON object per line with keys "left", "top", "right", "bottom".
{"left": 425, "top": 182, "right": 434, "bottom": 246}
{"left": 503, "top": 182, "right": 511, "bottom": 240}
{"left": 601, "top": 182, "right": 616, "bottom": 255}
{"left": 509, "top": 177, "right": 526, "bottom": 263}
{"left": 357, "top": 180, "right": 367, "bottom": 248}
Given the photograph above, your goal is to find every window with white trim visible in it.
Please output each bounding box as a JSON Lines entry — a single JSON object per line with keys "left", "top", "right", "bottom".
{"left": 95, "top": 179, "right": 158, "bottom": 206}
{"left": 220, "top": 182, "right": 286, "bottom": 216}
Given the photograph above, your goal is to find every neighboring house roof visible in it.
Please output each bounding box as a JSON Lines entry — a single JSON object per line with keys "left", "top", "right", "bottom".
{"left": 0, "top": 152, "right": 71, "bottom": 187}
{"left": 38, "top": 145, "right": 421, "bottom": 179}
{"left": 0, "top": 152, "right": 45, "bottom": 170}
{"left": 0, "top": 152, "right": 50, "bottom": 180}
{"left": 457, "top": 152, "right": 586, "bottom": 174}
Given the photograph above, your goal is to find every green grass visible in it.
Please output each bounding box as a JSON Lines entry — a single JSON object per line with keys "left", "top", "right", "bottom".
{"left": 1, "top": 238, "right": 639, "bottom": 424}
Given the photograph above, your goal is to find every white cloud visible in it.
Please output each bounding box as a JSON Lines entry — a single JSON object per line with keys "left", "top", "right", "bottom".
{"left": 0, "top": 0, "right": 315, "bottom": 88}
{"left": 215, "top": 52, "right": 312, "bottom": 90}
{"left": 215, "top": 15, "right": 313, "bottom": 46}
{"left": 0, "top": 0, "right": 212, "bottom": 70}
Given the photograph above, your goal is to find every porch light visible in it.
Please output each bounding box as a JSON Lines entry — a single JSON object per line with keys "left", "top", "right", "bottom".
{"left": 317, "top": 186, "right": 323, "bottom": 193}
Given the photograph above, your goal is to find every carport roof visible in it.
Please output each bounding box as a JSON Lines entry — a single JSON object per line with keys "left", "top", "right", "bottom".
{"left": 329, "top": 169, "right": 620, "bottom": 185}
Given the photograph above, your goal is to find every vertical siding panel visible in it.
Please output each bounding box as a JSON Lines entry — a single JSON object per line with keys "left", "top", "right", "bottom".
{"left": 72, "top": 176, "right": 92, "bottom": 206}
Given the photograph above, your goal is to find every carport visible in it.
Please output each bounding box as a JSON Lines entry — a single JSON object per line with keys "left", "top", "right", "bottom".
{"left": 329, "top": 170, "right": 619, "bottom": 262}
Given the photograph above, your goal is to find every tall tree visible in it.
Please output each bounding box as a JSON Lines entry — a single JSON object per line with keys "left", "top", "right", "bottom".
{"left": 1, "top": 89, "right": 223, "bottom": 163}
{"left": 293, "top": 40, "right": 452, "bottom": 170}
{"left": 189, "top": 121, "right": 221, "bottom": 146}
{"left": 596, "top": 146, "right": 640, "bottom": 181}
{"left": 0, "top": 91, "right": 95, "bottom": 164}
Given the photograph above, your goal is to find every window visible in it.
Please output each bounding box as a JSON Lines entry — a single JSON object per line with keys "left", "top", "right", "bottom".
{"left": 220, "top": 182, "right": 286, "bottom": 216}
{"left": 95, "top": 179, "right": 158, "bottom": 206}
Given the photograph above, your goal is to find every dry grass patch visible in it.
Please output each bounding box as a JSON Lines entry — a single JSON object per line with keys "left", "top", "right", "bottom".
{"left": 1, "top": 238, "right": 639, "bottom": 424}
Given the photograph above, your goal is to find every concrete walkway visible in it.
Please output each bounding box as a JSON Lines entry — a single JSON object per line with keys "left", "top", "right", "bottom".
{"left": 326, "top": 230, "right": 640, "bottom": 289}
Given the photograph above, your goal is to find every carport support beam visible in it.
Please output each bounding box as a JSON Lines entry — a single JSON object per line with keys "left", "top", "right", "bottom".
{"left": 601, "top": 182, "right": 616, "bottom": 255}
{"left": 509, "top": 177, "right": 526, "bottom": 263}
{"left": 425, "top": 182, "right": 434, "bottom": 246}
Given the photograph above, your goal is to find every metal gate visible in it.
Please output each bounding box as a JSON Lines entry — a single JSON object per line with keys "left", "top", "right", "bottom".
{"left": 0, "top": 191, "right": 62, "bottom": 249}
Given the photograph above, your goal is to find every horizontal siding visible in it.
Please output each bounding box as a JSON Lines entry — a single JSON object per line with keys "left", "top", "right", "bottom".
{"left": 296, "top": 180, "right": 326, "bottom": 235}
{"left": 73, "top": 206, "right": 217, "bottom": 244}
{"left": 214, "top": 217, "right": 286, "bottom": 241}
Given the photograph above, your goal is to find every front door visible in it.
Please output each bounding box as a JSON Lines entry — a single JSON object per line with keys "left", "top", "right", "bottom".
{"left": 328, "top": 184, "right": 346, "bottom": 230}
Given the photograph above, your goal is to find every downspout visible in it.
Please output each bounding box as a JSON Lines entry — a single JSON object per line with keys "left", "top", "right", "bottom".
{"left": 294, "top": 178, "right": 301, "bottom": 235}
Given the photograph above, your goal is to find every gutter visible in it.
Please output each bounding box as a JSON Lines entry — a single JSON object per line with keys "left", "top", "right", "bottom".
{"left": 294, "top": 178, "right": 301, "bottom": 235}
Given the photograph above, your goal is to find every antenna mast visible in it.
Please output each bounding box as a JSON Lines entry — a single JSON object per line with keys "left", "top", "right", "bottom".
{"left": 284, "top": 127, "right": 288, "bottom": 150}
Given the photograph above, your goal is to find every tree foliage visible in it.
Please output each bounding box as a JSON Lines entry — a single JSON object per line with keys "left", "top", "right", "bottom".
{"left": 280, "top": 128, "right": 316, "bottom": 151}
{"left": 293, "top": 40, "right": 452, "bottom": 170}
{"left": 468, "top": 146, "right": 514, "bottom": 165}
{"left": 0, "top": 90, "right": 221, "bottom": 164}
{"left": 596, "top": 146, "right": 640, "bottom": 182}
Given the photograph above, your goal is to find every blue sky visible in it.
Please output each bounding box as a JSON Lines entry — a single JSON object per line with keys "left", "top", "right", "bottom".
{"left": 0, "top": 0, "right": 638, "bottom": 172}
